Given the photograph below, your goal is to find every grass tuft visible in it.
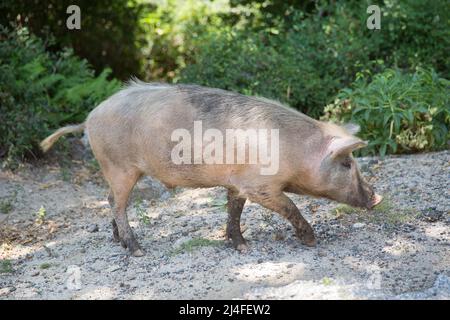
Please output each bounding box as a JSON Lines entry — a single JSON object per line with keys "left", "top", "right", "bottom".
{"left": 0, "top": 259, "right": 13, "bottom": 274}
{"left": 171, "top": 237, "right": 223, "bottom": 255}
{"left": 331, "top": 197, "right": 418, "bottom": 226}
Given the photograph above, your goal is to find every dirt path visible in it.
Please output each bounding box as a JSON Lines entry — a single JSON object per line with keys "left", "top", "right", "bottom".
{"left": 0, "top": 151, "right": 449, "bottom": 299}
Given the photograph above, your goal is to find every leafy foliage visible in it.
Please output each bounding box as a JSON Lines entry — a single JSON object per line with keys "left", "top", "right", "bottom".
{"left": 171, "top": 237, "right": 223, "bottom": 255}
{"left": 0, "top": 26, "right": 121, "bottom": 166}
{"left": 139, "top": 0, "right": 233, "bottom": 81}
{"left": 372, "top": 0, "right": 450, "bottom": 78}
{"left": 0, "top": 0, "right": 148, "bottom": 80}
{"left": 180, "top": 0, "right": 449, "bottom": 118}
{"left": 321, "top": 68, "right": 450, "bottom": 156}
{"left": 180, "top": 13, "right": 370, "bottom": 117}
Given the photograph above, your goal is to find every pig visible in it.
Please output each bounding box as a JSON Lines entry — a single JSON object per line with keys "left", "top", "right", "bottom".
{"left": 41, "top": 81, "right": 382, "bottom": 256}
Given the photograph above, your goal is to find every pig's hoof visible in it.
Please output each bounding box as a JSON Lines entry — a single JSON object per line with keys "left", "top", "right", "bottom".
{"left": 127, "top": 239, "right": 145, "bottom": 257}
{"left": 118, "top": 236, "right": 145, "bottom": 256}
{"left": 124, "top": 240, "right": 145, "bottom": 257}
{"left": 236, "top": 243, "right": 249, "bottom": 252}
{"left": 299, "top": 232, "right": 317, "bottom": 247}
{"left": 230, "top": 235, "right": 248, "bottom": 252}
{"left": 302, "top": 236, "right": 317, "bottom": 247}
{"left": 131, "top": 248, "right": 145, "bottom": 257}
{"left": 296, "top": 228, "right": 317, "bottom": 247}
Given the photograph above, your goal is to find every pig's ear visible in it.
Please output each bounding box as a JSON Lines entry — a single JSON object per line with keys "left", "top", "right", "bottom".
{"left": 327, "top": 137, "right": 367, "bottom": 158}
{"left": 343, "top": 123, "right": 361, "bottom": 135}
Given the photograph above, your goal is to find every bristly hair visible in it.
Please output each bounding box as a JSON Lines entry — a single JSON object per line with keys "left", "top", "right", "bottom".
{"left": 120, "top": 77, "right": 171, "bottom": 94}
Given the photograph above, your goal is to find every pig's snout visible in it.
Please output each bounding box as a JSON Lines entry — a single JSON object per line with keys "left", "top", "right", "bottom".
{"left": 356, "top": 181, "right": 381, "bottom": 210}
{"left": 355, "top": 180, "right": 382, "bottom": 210}
{"left": 367, "top": 193, "right": 383, "bottom": 209}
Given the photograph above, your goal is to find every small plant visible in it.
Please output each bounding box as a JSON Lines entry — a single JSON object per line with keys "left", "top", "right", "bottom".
{"left": 36, "top": 206, "right": 47, "bottom": 224}
{"left": 0, "top": 199, "right": 13, "bottom": 215}
{"left": 322, "top": 277, "right": 333, "bottom": 286}
{"left": 0, "top": 190, "right": 18, "bottom": 214}
{"left": 86, "top": 158, "right": 100, "bottom": 173}
{"left": 0, "top": 259, "right": 13, "bottom": 274}
{"left": 332, "top": 204, "right": 360, "bottom": 218}
{"left": 39, "top": 262, "right": 51, "bottom": 269}
{"left": 371, "top": 198, "right": 393, "bottom": 215}
{"left": 134, "top": 196, "right": 150, "bottom": 225}
{"left": 368, "top": 198, "right": 418, "bottom": 225}
{"left": 331, "top": 197, "right": 418, "bottom": 226}
{"left": 171, "top": 237, "right": 223, "bottom": 255}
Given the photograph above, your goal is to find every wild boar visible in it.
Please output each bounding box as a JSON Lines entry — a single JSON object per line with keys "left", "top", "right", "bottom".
{"left": 41, "top": 81, "right": 382, "bottom": 256}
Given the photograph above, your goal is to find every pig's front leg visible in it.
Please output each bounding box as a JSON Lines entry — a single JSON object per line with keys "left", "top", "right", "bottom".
{"left": 250, "top": 191, "right": 316, "bottom": 247}
{"left": 226, "top": 189, "right": 247, "bottom": 251}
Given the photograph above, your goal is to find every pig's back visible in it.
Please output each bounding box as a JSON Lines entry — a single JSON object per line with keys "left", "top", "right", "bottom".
{"left": 87, "top": 81, "right": 315, "bottom": 131}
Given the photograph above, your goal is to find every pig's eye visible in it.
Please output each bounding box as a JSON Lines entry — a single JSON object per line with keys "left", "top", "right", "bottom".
{"left": 341, "top": 158, "right": 352, "bottom": 169}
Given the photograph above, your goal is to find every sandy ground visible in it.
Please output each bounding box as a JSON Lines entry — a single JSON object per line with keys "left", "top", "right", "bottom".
{"left": 0, "top": 150, "right": 449, "bottom": 300}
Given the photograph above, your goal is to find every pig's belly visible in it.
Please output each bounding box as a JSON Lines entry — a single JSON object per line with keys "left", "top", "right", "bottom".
{"left": 140, "top": 159, "right": 235, "bottom": 189}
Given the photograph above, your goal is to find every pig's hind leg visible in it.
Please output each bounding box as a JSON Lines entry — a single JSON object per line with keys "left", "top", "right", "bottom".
{"left": 107, "top": 191, "right": 120, "bottom": 243}
{"left": 226, "top": 189, "right": 248, "bottom": 251}
{"left": 102, "top": 165, "right": 144, "bottom": 257}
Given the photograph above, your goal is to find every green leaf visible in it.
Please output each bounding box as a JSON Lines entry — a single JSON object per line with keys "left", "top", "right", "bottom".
{"left": 379, "top": 144, "right": 387, "bottom": 157}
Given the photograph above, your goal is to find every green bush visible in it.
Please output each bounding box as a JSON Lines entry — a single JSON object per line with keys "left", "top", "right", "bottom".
{"left": 0, "top": 26, "right": 121, "bottom": 166}
{"left": 373, "top": 0, "right": 450, "bottom": 78}
{"left": 321, "top": 68, "right": 450, "bottom": 156}
{"left": 229, "top": 0, "right": 449, "bottom": 78}
{"left": 139, "top": 0, "right": 233, "bottom": 81}
{"left": 0, "top": 0, "right": 148, "bottom": 80}
{"left": 180, "top": 0, "right": 449, "bottom": 117}
{"left": 180, "top": 18, "right": 371, "bottom": 117}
